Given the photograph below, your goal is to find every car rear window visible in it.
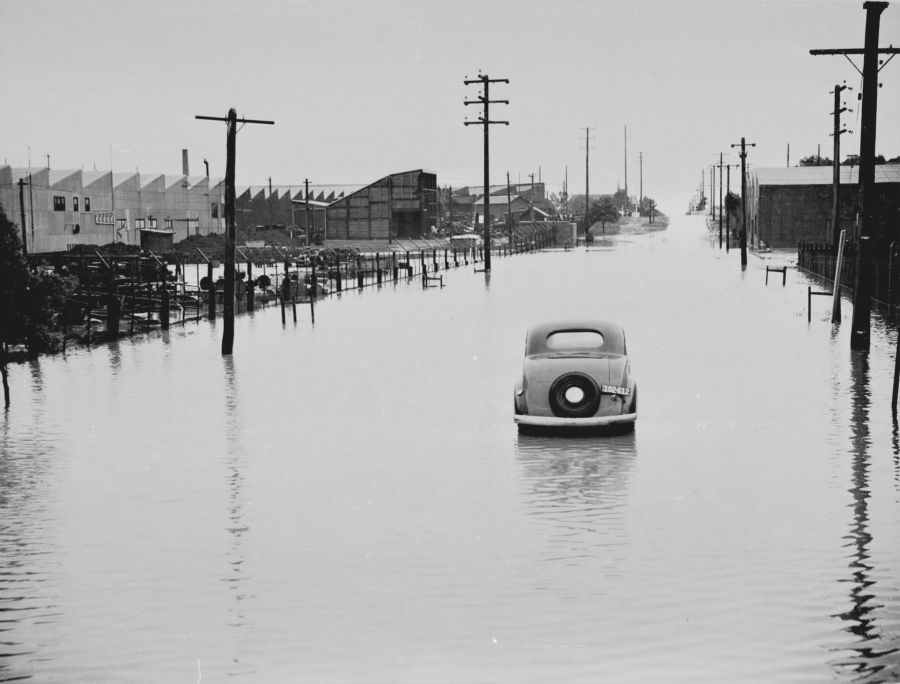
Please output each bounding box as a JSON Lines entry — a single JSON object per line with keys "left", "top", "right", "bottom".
{"left": 545, "top": 330, "right": 604, "bottom": 350}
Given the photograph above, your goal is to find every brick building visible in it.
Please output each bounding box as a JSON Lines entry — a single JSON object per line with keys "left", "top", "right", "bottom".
{"left": 748, "top": 165, "right": 900, "bottom": 247}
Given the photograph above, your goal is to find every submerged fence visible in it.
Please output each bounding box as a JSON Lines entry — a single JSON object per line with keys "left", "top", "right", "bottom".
{"left": 797, "top": 240, "right": 900, "bottom": 310}
{"left": 27, "top": 228, "right": 556, "bottom": 349}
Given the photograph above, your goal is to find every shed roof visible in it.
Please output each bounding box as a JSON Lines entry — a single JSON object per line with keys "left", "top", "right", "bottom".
{"left": 754, "top": 164, "right": 900, "bottom": 186}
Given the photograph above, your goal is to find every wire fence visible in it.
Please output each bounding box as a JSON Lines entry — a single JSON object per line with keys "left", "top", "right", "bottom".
{"left": 797, "top": 240, "right": 900, "bottom": 310}
{"left": 26, "top": 227, "right": 557, "bottom": 350}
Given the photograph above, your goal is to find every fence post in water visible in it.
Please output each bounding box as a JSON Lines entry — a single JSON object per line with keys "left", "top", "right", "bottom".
{"left": 432, "top": 248, "right": 438, "bottom": 271}
{"left": 357, "top": 255, "right": 364, "bottom": 289}
{"left": 160, "top": 284, "right": 170, "bottom": 330}
{"left": 280, "top": 273, "right": 288, "bottom": 324}
{"left": 832, "top": 230, "right": 846, "bottom": 324}
{"left": 244, "top": 252, "right": 254, "bottom": 312}
{"left": 106, "top": 264, "right": 120, "bottom": 341}
{"left": 207, "top": 262, "right": 216, "bottom": 320}
{"left": 392, "top": 251, "right": 398, "bottom": 281}
{"left": 309, "top": 262, "right": 316, "bottom": 324}
{"left": 422, "top": 263, "right": 428, "bottom": 289}
{"left": 444, "top": 249, "right": 449, "bottom": 269}
{"left": 376, "top": 253, "right": 382, "bottom": 285}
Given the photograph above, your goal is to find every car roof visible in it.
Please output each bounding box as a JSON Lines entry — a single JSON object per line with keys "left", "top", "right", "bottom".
{"left": 525, "top": 319, "right": 626, "bottom": 356}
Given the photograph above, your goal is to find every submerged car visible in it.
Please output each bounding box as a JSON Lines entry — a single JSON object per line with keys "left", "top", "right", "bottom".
{"left": 514, "top": 320, "right": 637, "bottom": 432}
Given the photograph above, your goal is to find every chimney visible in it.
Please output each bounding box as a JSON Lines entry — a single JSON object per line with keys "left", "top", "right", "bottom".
{"left": 182, "top": 149, "right": 189, "bottom": 176}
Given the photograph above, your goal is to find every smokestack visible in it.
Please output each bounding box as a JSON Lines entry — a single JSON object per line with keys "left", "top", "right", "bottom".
{"left": 182, "top": 149, "right": 189, "bottom": 176}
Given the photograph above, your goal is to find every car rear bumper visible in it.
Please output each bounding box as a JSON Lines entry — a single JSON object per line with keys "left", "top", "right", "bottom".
{"left": 514, "top": 412, "right": 636, "bottom": 427}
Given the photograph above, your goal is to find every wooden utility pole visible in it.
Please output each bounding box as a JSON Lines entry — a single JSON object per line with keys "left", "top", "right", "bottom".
{"left": 811, "top": 1, "right": 898, "bottom": 351}
{"left": 305, "top": 178, "right": 312, "bottom": 242}
{"left": 623, "top": 125, "right": 628, "bottom": 213}
{"left": 464, "top": 73, "right": 509, "bottom": 273}
{"left": 717, "top": 153, "right": 724, "bottom": 249}
{"left": 831, "top": 83, "right": 851, "bottom": 245}
{"left": 506, "top": 171, "right": 512, "bottom": 241}
{"left": 195, "top": 109, "right": 274, "bottom": 355}
{"left": 639, "top": 152, "right": 643, "bottom": 216}
{"left": 17, "top": 178, "right": 28, "bottom": 257}
{"left": 730, "top": 137, "right": 756, "bottom": 269}
{"left": 724, "top": 163, "right": 738, "bottom": 253}
{"left": 583, "top": 127, "right": 595, "bottom": 239}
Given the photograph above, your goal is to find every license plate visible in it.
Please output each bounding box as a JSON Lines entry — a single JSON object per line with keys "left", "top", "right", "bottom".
{"left": 601, "top": 384, "right": 631, "bottom": 396}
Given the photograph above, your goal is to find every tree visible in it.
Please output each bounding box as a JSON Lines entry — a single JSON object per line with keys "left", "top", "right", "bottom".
{"left": 0, "top": 204, "right": 76, "bottom": 406}
{"left": 799, "top": 155, "right": 833, "bottom": 166}
{"left": 842, "top": 154, "right": 886, "bottom": 166}
{"left": 0, "top": 206, "right": 30, "bottom": 406}
{"left": 588, "top": 198, "right": 620, "bottom": 235}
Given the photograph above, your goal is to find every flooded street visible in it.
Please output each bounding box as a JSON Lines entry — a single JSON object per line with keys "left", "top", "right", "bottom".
{"left": 2, "top": 214, "right": 899, "bottom": 682}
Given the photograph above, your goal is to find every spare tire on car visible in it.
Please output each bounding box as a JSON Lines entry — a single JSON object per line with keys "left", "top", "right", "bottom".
{"left": 548, "top": 372, "right": 601, "bottom": 418}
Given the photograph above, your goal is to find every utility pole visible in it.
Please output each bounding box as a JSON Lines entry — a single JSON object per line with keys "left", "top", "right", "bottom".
{"left": 268, "top": 177, "right": 273, "bottom": 229}
{"left": 17, "top": 178, "right": 28, "bottom": 257}
{"left": 730, "top": 137, "right": 756, "bottom": 269}
{"left": 717, "top": 153, "right": 724, "bottom": 249}
{"left": 583, "top": 127, "right": 595, "bottom": 239}
{"left": 724, "top": 163, "right": 738, "bottom": 253}
{"left": 464, "top": 72, "right": 509, "bottom": 273}
{"left": 787, "top": 143, "right": 790, "bottom": 167}
{"left": 710, "top": 164, "right": 716, "bottom": 217}
{"left": 623, "top": 125, "right": 628, "bottom": 213}
{"left": 639, "top": 152, "right": 643, "bottom": 216}
{"left": 305, "top": 178, "right": 313, "bottom": 244}
{"left": 701, "top": 168, "right": 705, "bottom": 209}
{"left": 506, "top": 171, "right": 512, "bottom": 241}
{"left": 811, "top": 1, "right": 898, "bottom": 351}
{"left": 830, "top": 83, "right": 852, "bottom": 245}
{"left": 196, "top": 108, "right": 274, "bottom": 356}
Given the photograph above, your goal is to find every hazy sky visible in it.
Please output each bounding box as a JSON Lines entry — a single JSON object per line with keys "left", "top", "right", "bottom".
{"left": 2, "top": 0, "right": 898, "bottom": 213}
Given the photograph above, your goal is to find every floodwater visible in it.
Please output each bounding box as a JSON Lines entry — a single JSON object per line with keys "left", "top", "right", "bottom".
{"left": 2, "top": 215, "right": 899, "bottom": 683}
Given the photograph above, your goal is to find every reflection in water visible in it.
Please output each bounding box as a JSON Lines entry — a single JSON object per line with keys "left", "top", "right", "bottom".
{"left": 0, "top": 361, "right": 56, "bottom": 682}
{"left": 893, "top": 414, "right": 900, "bottom": 485}
{"left": 831, "top": 353, "right": 899, "bottom": 681}
{"left": 221, "top": 357, "right": 255, "bottom": 677}
{"left": 515, "top": 433, "right": 636, "bottom": 579}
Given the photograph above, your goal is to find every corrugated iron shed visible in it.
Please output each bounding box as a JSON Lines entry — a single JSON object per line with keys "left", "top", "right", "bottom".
{"left": 754, "top": 164, "right": 900, "bottom": 186}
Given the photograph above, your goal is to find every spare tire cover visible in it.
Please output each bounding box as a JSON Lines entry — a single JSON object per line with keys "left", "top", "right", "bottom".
{"left": 548, "top": 372, "right": 601, "bottom": 418}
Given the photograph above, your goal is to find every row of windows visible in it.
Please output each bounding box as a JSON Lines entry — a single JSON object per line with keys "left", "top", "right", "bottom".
{"left": 53, "top": 195, "right": 91, "bottom": 212}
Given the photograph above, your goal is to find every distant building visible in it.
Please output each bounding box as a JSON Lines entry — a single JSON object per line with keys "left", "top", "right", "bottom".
{"left": 325, "top": 170, "right": 438, "bottom": 240}
{"left": 450, "top": 182, "right": 552, "bottom": 227}
{"left": 748, "top": 165, "right": 900, "bottom": 247}
{"left": 0, "top": 164, "right": 225, "bottom": 253}
{"left": 0, "top": 162, "right": 442, "bottom": 252}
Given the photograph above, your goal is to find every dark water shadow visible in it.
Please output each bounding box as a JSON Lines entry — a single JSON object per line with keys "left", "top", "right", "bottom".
{"left": 830, "top": 352, "right": 900, "bottom": 682}
{"left": 0, "top": 360, "right": 58, "bottom": 682}
{"left": 220, "top": 356, "right": 257, "bottom": 678}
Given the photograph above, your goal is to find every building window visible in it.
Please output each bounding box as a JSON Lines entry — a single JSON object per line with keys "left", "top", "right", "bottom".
{"left": 164, "top": 218, "right": 173, "bottom": 230}
{"left": 84, "top": 197, "right": 91, "bottom": 212}
{"left": 148, "top": 217, "right": 157, "bottom": 229}
{"left": 211, "top": 202, "right": 219, "bottom": 218}
{"left": 53, "top": 196, "right": 66, "bottom": 211}
{"left": 135, "top": 219, "right": 146, "bottom": 230}
{"left": 73, "top": 197, "right": 79, "bottom": 212}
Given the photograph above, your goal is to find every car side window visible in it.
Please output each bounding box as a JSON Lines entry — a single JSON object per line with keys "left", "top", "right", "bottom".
{"left": 545, "top": 331, "right": 604, "bottom": 350}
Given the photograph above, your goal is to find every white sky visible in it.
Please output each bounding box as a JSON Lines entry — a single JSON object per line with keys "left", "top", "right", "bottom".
{"left": 2, "top": 0, "right": 898, "bottom": 213}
